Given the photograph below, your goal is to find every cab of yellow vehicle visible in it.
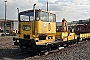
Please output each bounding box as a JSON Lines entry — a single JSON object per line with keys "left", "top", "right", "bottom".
{"left": 19, "top": 9, "right": 56, "bottom": 43}
{"left": 13, "top": 7, "right": 56, "bottom": 49}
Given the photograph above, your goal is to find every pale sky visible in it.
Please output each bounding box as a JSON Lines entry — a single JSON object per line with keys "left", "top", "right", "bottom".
{"left": 0, "top": 0, "right": 90, "bottom": 22}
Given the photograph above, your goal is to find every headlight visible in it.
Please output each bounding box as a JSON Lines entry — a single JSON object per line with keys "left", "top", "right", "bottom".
{"left": 22, "top": 25, "right": 30, "bottom": 30}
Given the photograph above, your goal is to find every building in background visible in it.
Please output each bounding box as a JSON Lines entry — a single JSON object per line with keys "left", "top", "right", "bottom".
{"left": 0, "top": 19, "right": 18, "bottom": 32}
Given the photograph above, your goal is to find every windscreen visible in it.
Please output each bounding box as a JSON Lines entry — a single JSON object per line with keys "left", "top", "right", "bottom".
{"left": 40, "top": 11, "right": 55, "bottom": 22}
{"left": 19, "top": 11, "right": 39, "bottom": 22}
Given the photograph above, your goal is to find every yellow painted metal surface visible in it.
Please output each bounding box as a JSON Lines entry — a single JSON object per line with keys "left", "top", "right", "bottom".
{"left": 56, "top": 32, "right": 62, "bottom": 39}
{"left": 88, "top": 33, "right": 90, "bottom": 37}
{"left": 61, "top": 32, "right": 68, "bottom": 39}
{"left": 69, "top": 33, "right": 75, "bottom": 35}
{"left": 56, "top": 32, "right": 77, "bottom": 41}
{"left": 35, "top": 20, "right": 56, "bottom": 34}
{"left": 62, "top": 19, "right": 68, "bottom": 32}
{"left": 36, "top": 39, "right": 55, "bottom": 45}
{"left": 63, "top": 35, "right": 77, "bottom": 41}
{"left": 19, "top": 22, "right": 33, "bottom": 39}
{"left": 56, "top": 32, "right": 68, "bottom": 39}
{"left": 62, "top": 19, "right": 67, "bottom": 27}
{"left": 80, "top": 33, "right": 90, "bottom": 39}
{"left": 34, "top": 20, "right": 56, "bottom": 45}
{"left": 19, "top": 20, "right": 56, "bottom": 45}
{"left": 68, "top": 35, "right": 76, "bottom": 41}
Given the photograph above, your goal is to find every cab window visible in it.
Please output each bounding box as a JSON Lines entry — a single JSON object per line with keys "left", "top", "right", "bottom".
{"left": 50, "top": 13, "right": 55, "bottom": 22}
{"left": 20, "top": 15, "right": 29, "bottom": 21}
{"left": 40, "top": 12, "right": 49, "bottom": 22}
{"left": 19, "top": 11, "right": 40, "bottom": 22}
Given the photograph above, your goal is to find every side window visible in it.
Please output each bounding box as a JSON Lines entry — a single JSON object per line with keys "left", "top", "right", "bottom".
{"left": 36, "top": 11, "right": 40, "bottom": 20}
{"left": 78, "top": 27, "right": 81, "bottom": 31}
{"left": 40, "top": 12, "right": 48, "bottom": 22}
{"left": 88, "top": 27, "right": 90, "bottom": 31}
{"left": 50, "top": 14, "right": 55, "bottom": 22}
{"left": 78, "top": 27, "right": 79, "bottom": 30}
{"left": 30, "top": 16, "right": 34, "bottom": 21}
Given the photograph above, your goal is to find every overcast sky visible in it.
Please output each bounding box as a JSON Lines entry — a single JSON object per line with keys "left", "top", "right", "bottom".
{"left": 0, "top": 0, "right": 90, "bottom": 22}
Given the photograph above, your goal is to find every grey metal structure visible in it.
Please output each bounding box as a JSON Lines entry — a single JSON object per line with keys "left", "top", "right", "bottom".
{"left": 4, "top": 0, "right": 7, "bottom": 36}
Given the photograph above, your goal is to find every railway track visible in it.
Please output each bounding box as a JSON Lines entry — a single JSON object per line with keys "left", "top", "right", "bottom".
{"left": 7, "top": 40, "right": 88, "bottom": 60}
{"left": 0, "top": 36, "right": 90, "bottom": 60}
{"left": 27, "top": 40, "right": 90, "bottom": 60}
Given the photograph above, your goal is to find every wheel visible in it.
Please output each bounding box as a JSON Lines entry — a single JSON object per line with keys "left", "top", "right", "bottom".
{"left": 19, "top": 40, "right": 27, "bottom": 51}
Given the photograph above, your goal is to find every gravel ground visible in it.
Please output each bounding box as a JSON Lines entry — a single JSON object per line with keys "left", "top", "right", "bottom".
{"left": 28, "top": 41, "right": 90, "bottom": 60}
{"left": 0, "top": 36, "right": 90, "bottom": 60}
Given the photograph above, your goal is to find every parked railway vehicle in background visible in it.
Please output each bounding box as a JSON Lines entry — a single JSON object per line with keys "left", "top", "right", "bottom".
{"left": 75, "top": 24, "right": 90, "bottom": 41}
{"left": 13, "top": 5, "right": 90, "bottom": 55}
{"left": 75, "top": 24, "right": 90, "bottom": 34}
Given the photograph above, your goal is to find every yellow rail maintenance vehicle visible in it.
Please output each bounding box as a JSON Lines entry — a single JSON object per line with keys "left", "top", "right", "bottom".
{"left": 13, "top": 4, "right": 90, "bottom": 55}
{"left": 13, "top": 5, "right": 57, "bottom": 53}
{"left": 13, "top": 5, "right": 80, "bottom": 54}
